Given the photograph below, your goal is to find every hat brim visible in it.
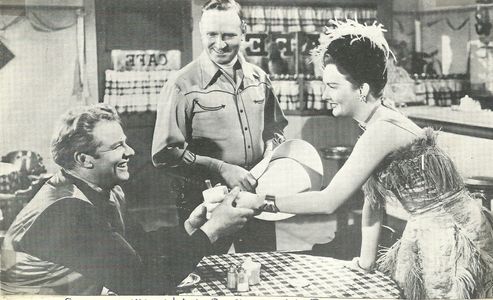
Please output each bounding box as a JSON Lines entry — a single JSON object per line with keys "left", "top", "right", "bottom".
{"left": 254, "top": 139, "right": 324, "bottom": 221}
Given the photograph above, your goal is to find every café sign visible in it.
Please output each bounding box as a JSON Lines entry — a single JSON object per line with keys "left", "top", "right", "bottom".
{"left": 111, "top": 49, "right": 181, "bottom": 71}
{"left": 244, "top": 33, "right": 320, "bottom": 56}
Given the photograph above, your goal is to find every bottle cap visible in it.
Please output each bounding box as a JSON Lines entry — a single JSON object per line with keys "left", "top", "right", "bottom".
{"left": 237, "top": 266, "right": 245, "bottom": 272}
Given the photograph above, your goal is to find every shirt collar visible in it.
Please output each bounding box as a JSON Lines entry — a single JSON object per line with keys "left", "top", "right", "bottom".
{"left": 62, "top": 169, "right": 111, "bottom": 206}
{"left": 199, "top": 51, "right": 257, "bottom": 89}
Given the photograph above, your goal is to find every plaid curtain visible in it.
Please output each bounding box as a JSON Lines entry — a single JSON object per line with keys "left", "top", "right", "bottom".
{"left": 243, "top": 6, "right": 378, "bottom": 33}
{"left": 103, "top": 70, "right": 174, "bottom": 113}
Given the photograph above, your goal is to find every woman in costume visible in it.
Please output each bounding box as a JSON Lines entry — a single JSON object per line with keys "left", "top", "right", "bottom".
{"left": 236, "top": 19, "right": 493, "bottom": 299}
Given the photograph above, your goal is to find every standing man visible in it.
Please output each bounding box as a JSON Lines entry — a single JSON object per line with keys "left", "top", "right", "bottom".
{"left": 152, "top": 0, "right": 288, "bottom": 252}
{"left": 1, "top": 104, "right": 253, "bottom": 295}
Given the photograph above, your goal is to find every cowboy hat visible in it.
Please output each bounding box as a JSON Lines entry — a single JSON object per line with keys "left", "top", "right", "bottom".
{"left": 252, "top": 139, "right": 324, "bottom": 221}
{"left": 251, "top": 139, "right": 337, "bottom": 251}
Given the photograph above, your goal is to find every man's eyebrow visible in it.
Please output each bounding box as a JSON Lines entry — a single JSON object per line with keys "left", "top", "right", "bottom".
{"left": 109, "top": 141, "right": 121, "bottom": 148}
{"left": 109, "top": 138, "right": 126, "bottom": 148}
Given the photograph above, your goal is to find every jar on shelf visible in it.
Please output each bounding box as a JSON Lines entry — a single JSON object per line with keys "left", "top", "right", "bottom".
{"left": 465, "top": 176, "right": 493, "bottom": 210}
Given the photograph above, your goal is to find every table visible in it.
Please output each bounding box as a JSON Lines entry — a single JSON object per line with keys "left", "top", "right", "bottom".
{"left": 177, "top": 252, "right": 402, "bottom": 298}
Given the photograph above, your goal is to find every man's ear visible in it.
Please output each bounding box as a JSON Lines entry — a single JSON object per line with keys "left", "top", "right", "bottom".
{"left": 241, "top": 20, "right": 247, "bottom": 34}
{"left": 74, "top": 152, "right": 94, "bottom": 169}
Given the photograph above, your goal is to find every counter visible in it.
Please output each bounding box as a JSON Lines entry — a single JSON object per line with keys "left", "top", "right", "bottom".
{"left": 400, "top": 106, "right": 493, "bottom": 139}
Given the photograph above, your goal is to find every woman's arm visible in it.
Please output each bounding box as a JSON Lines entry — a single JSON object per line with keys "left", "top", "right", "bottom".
{"left": 237, "top": 120, "right": 410, "bottom": 215}
{"left": 275, "top": 122, "right": 397, "bottom": 214}
{"left": 358, "top": 197, "right": 384, "bottom": 270}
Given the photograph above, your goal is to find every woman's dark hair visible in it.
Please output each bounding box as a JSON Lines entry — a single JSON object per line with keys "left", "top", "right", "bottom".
{"left": 323, "top": 36, "right": 388, "bottom": 98}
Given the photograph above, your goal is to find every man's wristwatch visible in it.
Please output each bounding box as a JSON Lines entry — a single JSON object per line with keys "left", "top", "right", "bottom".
{"left": 259, "top": 194, "right": 279, "bottom": 213}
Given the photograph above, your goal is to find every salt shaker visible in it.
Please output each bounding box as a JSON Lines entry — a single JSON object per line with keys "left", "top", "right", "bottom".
{"left": 226, "top": 264, "right": 237, "bottom": 290}
{"left": 236, "top": 266, "right": 249, "bottom": 292}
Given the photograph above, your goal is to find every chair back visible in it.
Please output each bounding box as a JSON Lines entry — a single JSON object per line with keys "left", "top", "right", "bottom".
{"left": 377, "top": 224, "right": 401, "bottom": 258}
{"left": 2, "top": 150, "right": 47, "bottom": 174}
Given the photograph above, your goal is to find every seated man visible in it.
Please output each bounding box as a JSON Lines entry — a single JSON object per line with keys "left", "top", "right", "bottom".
{"left": 0, "top": 104, "right": 254, "bottom": 295}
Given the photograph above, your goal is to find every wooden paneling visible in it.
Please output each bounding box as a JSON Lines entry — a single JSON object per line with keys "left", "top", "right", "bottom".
{"left": 95, "top": 0, "right": 192, "bottom": 98}
{"left": 0, "top": 0, "right": 83, "bottom": 7}
{"left": 94, "top": 1, "right": 193, "bottom": 209}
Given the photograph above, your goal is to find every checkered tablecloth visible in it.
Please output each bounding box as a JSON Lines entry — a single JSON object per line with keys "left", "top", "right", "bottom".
{"left": 177, "top": 252, "right": 402, "bottom": 298}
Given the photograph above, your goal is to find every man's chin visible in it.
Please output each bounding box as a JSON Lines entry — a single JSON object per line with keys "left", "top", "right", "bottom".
{"left": 210, "top": 54, "right": 234, "bottom": 65}
{"left": 331, "top": 106, "right": 342, "bottom": 117}
{"left": 120, "top": 175, "right": 130, "bottom": 181}
{"left": 116, "top": 173, "right": 130, "bottom": 182}
{"left": 213, "top": 58, "right": 231, "bottom": 65}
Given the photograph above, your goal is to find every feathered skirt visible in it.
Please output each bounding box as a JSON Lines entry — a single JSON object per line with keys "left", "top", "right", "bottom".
{"left": 377, "top": 191, "right": 493, "bottom": 299}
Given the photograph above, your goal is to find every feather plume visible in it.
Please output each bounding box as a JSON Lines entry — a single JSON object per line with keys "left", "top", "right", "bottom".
{"left": 311, "top": 19, "right": 396, "bottom": 68}
{"left": 450, "top": 223, "right": 493, "bottom": 298}
{"left": 377, "top": 239, "right": 401, "bottom": 277}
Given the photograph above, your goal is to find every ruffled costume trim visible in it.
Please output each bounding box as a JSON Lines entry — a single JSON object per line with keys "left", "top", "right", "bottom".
{"left": 377, "top": 238, "right": 426, "bottom": 299}
{"left": 377, "top": 220, "right": 493, "bottom": 299}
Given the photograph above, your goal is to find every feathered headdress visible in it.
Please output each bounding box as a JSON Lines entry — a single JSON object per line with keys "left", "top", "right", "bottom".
{"left": 311, "top": 19, "right": 396, "bottom": 68}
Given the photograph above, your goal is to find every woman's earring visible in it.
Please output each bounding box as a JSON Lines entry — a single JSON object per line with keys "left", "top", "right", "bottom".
{"left": 359, "top": 90, "right": 367, "bottom": 103}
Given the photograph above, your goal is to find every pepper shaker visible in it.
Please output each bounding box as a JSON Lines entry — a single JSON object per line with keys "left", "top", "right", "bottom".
{"left": 236, "top": 266, "right": 249, "bottom": 292}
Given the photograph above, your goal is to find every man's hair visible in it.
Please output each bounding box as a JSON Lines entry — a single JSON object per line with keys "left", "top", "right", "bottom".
{"left": 202, "top": 0, "right": 244, "bottom": 21}
{"left": 51, "top": 104, "right": 121, "bottom": 170}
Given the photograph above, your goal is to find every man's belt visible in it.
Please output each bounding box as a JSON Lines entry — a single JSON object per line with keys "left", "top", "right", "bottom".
{"left": 166, "top": 162, "right": 256, "bottom": 190}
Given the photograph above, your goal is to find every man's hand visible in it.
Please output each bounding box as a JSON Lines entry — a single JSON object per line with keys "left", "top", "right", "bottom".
{"left": 235, "top": 191, "right": 264, "bottom": 210}
{"left": 263, "top": 133, "right": 285, "bottom": 158}
{"left": 263, "top": 140, "right": 274, "bottom": 158}
{"left": 220, "top": 163, "right": 257, "bottom": 192}
{"left": 273, "top": 133, "right": 286, "bottom": 148}
{"left": 200, "top": 187, "right": 255, "bottom": 243}
{"left": 184, "top": 204, "right": 207, "bottom": 235}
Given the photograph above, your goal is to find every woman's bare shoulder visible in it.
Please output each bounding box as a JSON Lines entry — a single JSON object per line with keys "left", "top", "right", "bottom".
{"left": 360, "top": 117, "right": 421, "bottom": 154}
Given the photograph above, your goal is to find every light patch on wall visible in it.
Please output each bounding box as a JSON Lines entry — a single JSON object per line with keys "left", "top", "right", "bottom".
{"left": 441, "top": 34, "right": 452, "bottom": 75}
{"left": 0, "top": 19, "right": 80, "bottom": 173}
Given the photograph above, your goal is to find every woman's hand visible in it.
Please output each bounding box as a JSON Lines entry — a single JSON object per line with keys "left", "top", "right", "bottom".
{"left": 235, "top": 191, "right": 264, "bottom": 210}
{"left": 346, "top": 257, "right": 375, "bottom": 273}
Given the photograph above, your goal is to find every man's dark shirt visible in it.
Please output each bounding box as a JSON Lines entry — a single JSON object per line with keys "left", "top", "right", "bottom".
{"left": 0, "top": 170, "right": 212, "bottom": 295}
